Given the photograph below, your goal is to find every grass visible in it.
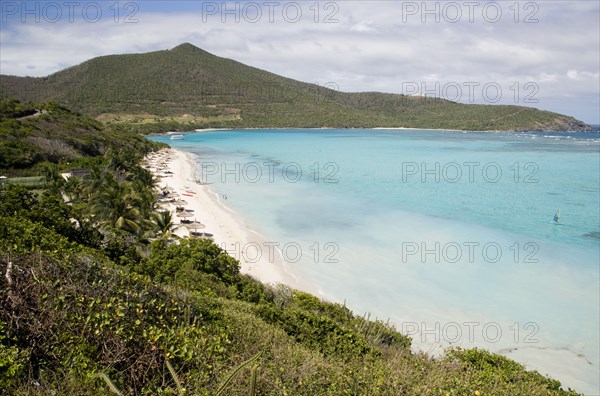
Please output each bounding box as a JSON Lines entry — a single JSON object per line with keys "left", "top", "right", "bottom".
{"left": 1, "top": 176, "right": 46, "bottom": 189}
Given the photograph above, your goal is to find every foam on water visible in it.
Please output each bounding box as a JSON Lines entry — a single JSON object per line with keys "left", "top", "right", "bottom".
{"left": 152, "top": 129, "right": 600, "bottom": 394}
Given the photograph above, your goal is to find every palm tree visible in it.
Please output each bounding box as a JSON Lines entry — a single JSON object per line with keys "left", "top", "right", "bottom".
{"left": 128, "top": 166, "right": 159, "bottom": 190}
{"left": 63, "top": 175, "right": 83, "bottom": 203}
{"left": 130, "top": 179, "right": 159, "bottom": 220}
{"left": 106, "top": 148, "right": 130, "bottom": 174}
{"left": 152, "top": 210, "right": 179, "bottom": 240}
{"left": 81, "top": 166, "right": 107, "bottom": 200}
{"left": 89, "top": 178, "right": 143, "bottom": 234}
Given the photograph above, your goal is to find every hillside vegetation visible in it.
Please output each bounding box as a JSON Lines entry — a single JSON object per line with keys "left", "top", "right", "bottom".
{"left": 0, "top": 103, "right": 582, "bottom": 395}
{"left": 0, "top": 43, "right": 591, "bottom": 133}
{"left": 0, "top": 99, "right": 160, "bottom": 173}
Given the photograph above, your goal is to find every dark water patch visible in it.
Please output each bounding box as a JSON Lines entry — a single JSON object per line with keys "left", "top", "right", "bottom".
{"left": 276, "top": 215, "right": 353, "bottom": 232}
{"left": 582, "top": 231, "right": 600, "bottom": 241}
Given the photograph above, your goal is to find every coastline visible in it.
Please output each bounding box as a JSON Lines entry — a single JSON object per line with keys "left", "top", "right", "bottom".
{"left": 147, "top": 126, "right": 596, "bottom": 137}
{"left": 144, "top": 145, "right": 598, "bottom": 395}
{"left": 148, "top": 148, "right": 301, "bottom": 288}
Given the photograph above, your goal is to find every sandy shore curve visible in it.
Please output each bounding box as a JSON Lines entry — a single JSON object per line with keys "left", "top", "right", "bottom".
{"left": 144, "top": 148, "right": 300, "bottom": 288}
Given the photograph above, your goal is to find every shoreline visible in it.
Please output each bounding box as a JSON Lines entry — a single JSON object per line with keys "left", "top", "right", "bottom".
{"left": 145, "top": 147, "right": 597, "bottom": 395}
{"left": 147, "top": 126, "right": 597, "bottom": 137}
{"left": 146, "top": 148, "right": 302, "bottom": 288}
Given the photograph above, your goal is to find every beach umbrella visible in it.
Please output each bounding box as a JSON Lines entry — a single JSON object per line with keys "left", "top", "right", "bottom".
{"left": 191, "top": 232, "right": 214, "bottom": 239}
{"left": 184, "top": 220, "right": 206, "bottom": 230}
{"left": 172, "top": 199, "right": 188, "bottom": 206}
{"left": 176, "top": 211, "right": 193, "bottom": 218}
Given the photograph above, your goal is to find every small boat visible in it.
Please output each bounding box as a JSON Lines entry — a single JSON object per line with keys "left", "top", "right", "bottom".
{"left": 170, "top": 134, "right": 184, "bottom": 140}
{"left": 553, "top": 209, "right": 560, "bottom": 224}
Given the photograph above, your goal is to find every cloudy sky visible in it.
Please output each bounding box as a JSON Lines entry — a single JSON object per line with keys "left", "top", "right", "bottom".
{"left": 1, "top": 0, "right": 598, "bottom": 124}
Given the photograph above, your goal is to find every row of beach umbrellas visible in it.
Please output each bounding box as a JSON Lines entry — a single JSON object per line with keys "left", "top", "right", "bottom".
{"left": 157, "top": 180, "right": 212, "bottom": 239}
{"left": 179, "top": 215, "right": 211, "bottom": 238}
{"left": 144, "top": 154, "right": 211, "bottom": 239}
{"left": 172, "top": 195, "right": 210, "bottom": 237}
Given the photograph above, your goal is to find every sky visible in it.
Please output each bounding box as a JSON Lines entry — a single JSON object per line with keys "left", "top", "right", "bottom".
{"left": 0, "top": 0, "right": 599, "bottom": 124}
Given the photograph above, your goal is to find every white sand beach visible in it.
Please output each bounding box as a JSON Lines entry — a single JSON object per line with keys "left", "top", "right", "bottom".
{"left": 144, "top": 148, "right": 298, "bottom": 287}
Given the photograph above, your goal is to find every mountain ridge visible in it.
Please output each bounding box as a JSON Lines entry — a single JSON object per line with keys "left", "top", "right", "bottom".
{"left": 0, "top": 43, "right": 591, "bottom": 132}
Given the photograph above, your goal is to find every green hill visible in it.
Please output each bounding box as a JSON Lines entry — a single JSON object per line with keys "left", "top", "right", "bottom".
{"left": 0, "top": 43, "right": 591, "bottom": 132}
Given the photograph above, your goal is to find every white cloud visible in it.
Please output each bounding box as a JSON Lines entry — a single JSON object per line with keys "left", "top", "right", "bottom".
{"left": 567, "top": 70, "right": 580, "bottom": 80}
{"left": 539, "top": 73, "right": 558, "bottom": 82}
{"left": 567, "top": 70, "right": 600, "bottom": 81}
{"left": 350, "top": 21, "right": 376, "bottom": 33}
{"left": 0, "top": 0, "right": 598, "bottom": 123}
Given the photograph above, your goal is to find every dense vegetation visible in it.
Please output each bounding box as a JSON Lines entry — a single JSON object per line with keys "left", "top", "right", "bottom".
{"left": 0, "top": 187, "right": 582, "bottom": 395}
{"left": 0, "top": 99, "right": 159, "bottom": 173}
{"left": 0, "top": 103, "right": 582, "bottom": 394}
{"left": 0, "top": 43, "right": 591, "bottom": 133}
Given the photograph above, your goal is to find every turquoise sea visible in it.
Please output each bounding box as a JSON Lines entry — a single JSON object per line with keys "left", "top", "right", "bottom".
{"left": 151, "top": 129, "right": 600, "bottom": 393}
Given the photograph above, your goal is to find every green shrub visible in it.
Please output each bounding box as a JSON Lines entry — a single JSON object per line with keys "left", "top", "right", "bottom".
{"left": 255, "top": 304, "right": 375, "bottom": 360}
{"left": 144, "top": 238, "right": 240, "bottom": 284}
{"left": 446, "top": 348, "right": 572, "bottom": 393}
{"left": 0, "top": 322, "right": 29, "bottom": 389}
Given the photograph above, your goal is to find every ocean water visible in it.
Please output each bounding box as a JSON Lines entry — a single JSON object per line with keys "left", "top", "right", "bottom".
{"left": 151, "top": 129, "right": 600, "bottom": 393}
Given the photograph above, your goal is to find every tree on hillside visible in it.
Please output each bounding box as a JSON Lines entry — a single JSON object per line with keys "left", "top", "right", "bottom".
{"left": 63, "top": 175, "right": 84, "bottom": 203}
{"left": 89, "top": 174, "right": 143, "bottom": 234}
{"left": 152, "top": 210, "right": 179, "bottom": 240}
